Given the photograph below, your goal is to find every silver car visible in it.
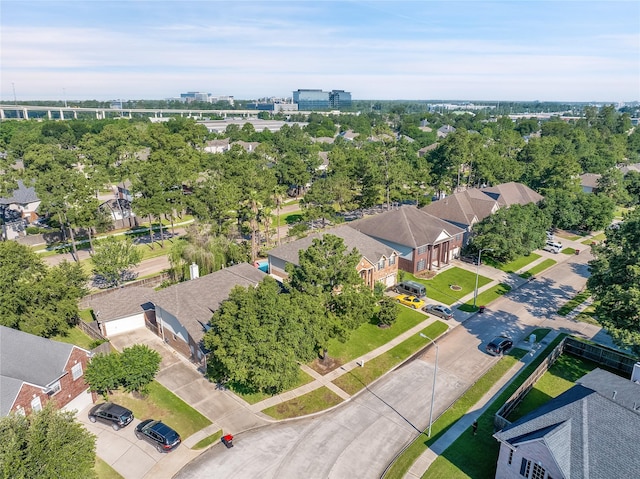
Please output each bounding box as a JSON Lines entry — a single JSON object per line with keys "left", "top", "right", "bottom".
{"left": 422, "top": 304, "right": 454, "bottom": 320}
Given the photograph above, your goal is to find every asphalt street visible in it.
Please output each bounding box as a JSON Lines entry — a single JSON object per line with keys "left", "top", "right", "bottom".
{"left": 174, "top": 252, "right": 603, "bottom": 479}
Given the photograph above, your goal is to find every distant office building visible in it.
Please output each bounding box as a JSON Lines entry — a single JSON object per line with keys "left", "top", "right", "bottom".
{"left": 179, "top": 92, "right": 234, "bottom": 106}
{"left": 293, "top": 89, "right": 351, "bottom": 110}
{"left": 247, "top": 102, "right": 298, "bottom": 112}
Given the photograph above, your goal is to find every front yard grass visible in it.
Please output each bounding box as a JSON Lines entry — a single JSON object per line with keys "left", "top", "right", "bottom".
{"left": 273, "top": 210, "right": 303, "bottom": 227}
{"left": 107, "top": 380, "right": 211, "bottom": 438}
{"left": 506, "top": 353, "right": 598, "bottom": 422}
{"left": 557, "top": 290, "right": 591, "bottom": 316}
{"left": 311, "top": 308, "right": 428, "bottom": 374}
{"left": 262, "top": 386, "right": 344, "bottom": 419}
{"left": 519, "top": 258, "right": 556, "bottom": 279}
{"left": 486, "top": 253, "right": 540, "bottom": 273}
{"left": 52, "top": 326, "right": 95, "bottom": 350}
{"left": 332, "top": 321, "right": 448, "bottom": 396}
{"left": 95, "top": 457, "right": 123, "bottom": 479}
{"left": 457, "top": 283, "right": 511, "bottom": 312}
{"left": 406, "top": 268, "right": 491, "bottom": 305}
{"left": 582, "top": 232, "right": 606, "bottom": 244}
{"left": 192, "top": 430, "right": 223, "bottom": 450}
{"left": 229, "top": 368, "right": 315, "bottom": 405}
{"left": 562, "top": 247, "right": 576, "bottom": 255}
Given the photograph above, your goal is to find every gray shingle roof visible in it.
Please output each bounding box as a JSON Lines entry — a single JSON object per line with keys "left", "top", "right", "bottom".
{"left": 1, "top": 325, "right": 87, "bottom": 416}
{"left": 0, "top": 179, "right": 39, "bottom": 206}
{"left": 579, "top": 173, "right": 602, "bottom": 189}
{"left": 494, "top": 369, "right": 640, "bottom": 478}
{"left": 152, "top": 263, "right": 267, "bottom": 345}
{"left": 348, "top": 205, "right": 464, "bottom": 248}
{"left": 80, "top": 286, "right": 156, "bottom": 322}
{"left": 481, "top": 181, "right": 544, "bottom": 206}
{"left": 268, "top": 224, "right": 397, "bottom": 267}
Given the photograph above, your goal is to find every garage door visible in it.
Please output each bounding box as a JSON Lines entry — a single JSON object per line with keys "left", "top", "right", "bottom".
{"left": 63, "top": 389, "right": 94, "bottom": 415}
{"left": 104, "top": 313, "right": 145, "bottom": 336}
{"left": 384, "top": 274, "right": 396, "bottom": 288}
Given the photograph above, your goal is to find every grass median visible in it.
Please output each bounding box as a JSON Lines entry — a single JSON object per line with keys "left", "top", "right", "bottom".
{"left": 262, "top": 386, "right": 344, "bottom": 419}
{"left": 332, "top": 321, "right": 449, "bottom": 396}
{"left": 557, "top": 290, "right": 591, "bottom": 316}
{"left": 457, "top": 283, "right": 511, "bottom": 312}
{"left": 519, "top": 258, "right": 556, "bottom": 279}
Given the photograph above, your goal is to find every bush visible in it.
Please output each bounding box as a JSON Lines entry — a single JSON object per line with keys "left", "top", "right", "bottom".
{"left": 377, "top": 297, "right": 399, "bottom": 327}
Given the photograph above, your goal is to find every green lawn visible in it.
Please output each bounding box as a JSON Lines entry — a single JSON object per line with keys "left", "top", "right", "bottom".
{"left": 574, "top": 305, "right": 600, "bottom": 325}
{"left": 421, "top": 335, "right": 567, "bottom": 479}
{"left": 262, "top": 386, "right": 344, "bottom": 419}
{"left": 506, "top": 354, "right": 598, "bottom": 422}
{"left": 558, "top": 290, "right": 591, "bottom": 316}
{"left": 107, "top": 380, "right": 211, "bottom": 438}
{"left": 405, "top": 268, "right": 491, "bottom": 305}
{"left": 79, "top": 308, "right": 95, "bottom": 323}
{"left": 314, "top": 308, "right": 428, "bottom": 372}
{"left": 385, "top": 348, "right": 527, "bottom": 479}
{"left": 192, "top": 430, "right": 223, "bottom": 450}
{"left": 229, "top": 368, "right": 314, "bottom": 405}
{"left": 519, "top": 258, "right": 556, "bottom": 279}
{"left": 52, "top": 326, "right": 95, "bottom": 350}
{"left": 582, "top": 233, "right": 606, "bottom": 244}
{"left": 486, "top": 253, "right": 541, "bottom": 273}
{"left": 272, "top": 210, "right": 303, "bottom": 227}
{"left": 562, "top": 247, "right": 577, "bottom": 255}
{"left": 458, "top": 283, "right": 511, "bottom": 312}
{"left": 95, "top": 457, "right": 123, "bottom": 479}
{"left": 332, "top": 321, "right": 448, "bottom": 395}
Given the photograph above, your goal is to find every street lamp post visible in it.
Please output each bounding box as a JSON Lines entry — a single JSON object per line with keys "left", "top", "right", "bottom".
{"left": 419, "top": 333, "right": 439, "bottom": 437}
{"left": 473, "top": 248, "right": 494, "bottom": 308}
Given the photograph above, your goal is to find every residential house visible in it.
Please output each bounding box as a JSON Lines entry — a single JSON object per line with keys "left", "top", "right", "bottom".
{"left": 423, "top": 182, "right": 543, "bottom": 243}
{"left": 267, "top": 224, "right": 399, "bottom": 289}
{"left": 619, "top": 162, "right": 640, "bottom": 175}
{"left": 579, "top": 173, "right": 602, "bottom": 193}
{"left": 0, "top": 326, "right": 94, "bottom": 416}
{"left": 418, "top": 143, "right": 439, "bottom": 158}
{"left": 231, "top": 141, "right": 261, "bottom": 153}
{"left": 203, "top": 138, "right": 230, "bottom": 154}
{"left": 437, "top": 125, "right": 456, "bottom": 138}
{"left": 317, "top": 151, "right": 330, "bottom": 173}
{"left": 347, "top": 206, "right": 465, "bottom": 274}
{"left": 81, "top": 287, "right": 156, "bottom": 337}
{"left": 151, "top": 263, "right": 267, "bottom": 367}
{"left": 0, "top": 179, "right": 40, "bottom": 223}
{"left": 493, "top": 369, "right": 640, "bottom": 479}
{"left": 340, "top": 130, "right": 359, "bottom": 141}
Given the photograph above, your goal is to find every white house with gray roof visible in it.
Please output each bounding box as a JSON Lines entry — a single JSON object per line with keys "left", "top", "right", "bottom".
{"left": 493, "top": 369, "right": 640, "bottom": 479}
{"left": 267, "top": 225, "right": 399, "bottom": 289}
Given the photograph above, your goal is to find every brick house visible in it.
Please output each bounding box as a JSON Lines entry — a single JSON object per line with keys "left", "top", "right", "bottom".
{"left": 267, "top": 224, "right": 399, "bottom": 289}
{"left": 347, "top": 205, "right": 465, "bottom": 274}
{"left": 0, "top": 326, "right": 94, "bottom": 416}
{"left": 0, "top": 179, "right": 41, "bottom": 223}
{"left": 493, "top": 369, "right": 640, "bottom": 479}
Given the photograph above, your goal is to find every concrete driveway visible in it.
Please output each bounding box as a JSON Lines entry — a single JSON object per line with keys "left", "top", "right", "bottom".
{"left": 77, "top": 405, "right": 199, "bottom": 479}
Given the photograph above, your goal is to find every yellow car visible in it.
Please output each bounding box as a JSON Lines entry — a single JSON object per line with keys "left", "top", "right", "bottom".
{"left": 395, "top": 295, "right": 425, "bottom": 310}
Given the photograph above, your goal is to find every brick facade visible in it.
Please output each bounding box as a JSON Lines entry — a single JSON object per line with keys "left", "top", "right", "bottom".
{"left": 9, "top": 346, "right": 92, "bottom": 415}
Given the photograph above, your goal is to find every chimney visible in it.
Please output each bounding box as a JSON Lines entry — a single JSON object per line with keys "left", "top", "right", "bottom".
{"left": 189, "top": 262, "right": 200, "bottom": 280}
{"left": 612, "top": 391, "right": 617, "bottom": 400}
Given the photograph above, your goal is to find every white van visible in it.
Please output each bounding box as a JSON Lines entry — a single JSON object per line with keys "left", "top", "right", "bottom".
{"left": 543, "top": 244, "right": 561, "bottom": 254}
{"left": 546, "top": 240, "right": 562, "bottom": 250}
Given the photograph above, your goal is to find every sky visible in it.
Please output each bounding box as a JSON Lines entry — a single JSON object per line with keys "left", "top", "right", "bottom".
{"left": 1, "top": 0, "right": 639, "bottom": 102}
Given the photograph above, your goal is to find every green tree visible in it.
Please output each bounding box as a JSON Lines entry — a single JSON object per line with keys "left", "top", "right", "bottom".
{"left": 587, "top": 210, "right": 640, "bottom": 354}
{"left": 0, "top": 403, "right": 96, "bottom": 479}
{"left": 120, "top": 345, "right": 161, "bottom": 394}
{"left": 85, "top": 353, "right": 124, "bottom": 399}
{"left": 377, "top": 296, "right": 399, "bottom": 327}
{"left": 91, "top": 237, "right": 142, "bottom": 288}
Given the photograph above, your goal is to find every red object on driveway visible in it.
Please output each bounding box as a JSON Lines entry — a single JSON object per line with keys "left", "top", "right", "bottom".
{"left": 222, "top": 434, "right": 234, "bottom": 448}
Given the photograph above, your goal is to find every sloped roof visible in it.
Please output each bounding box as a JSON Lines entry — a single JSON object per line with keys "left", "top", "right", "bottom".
{"left": 1, "top": 325, "right": 88, "bottom": 416}
{"left": 422, "top": 190, "right": 496, "bottom": 228}
{"left": 348, "top": 205, "right": 464, "bottom": 248}
{"left": 481, "top": 182, "right": 544, "bottom": 206}
{"left": 152, "top": 263, "right": 267, "bottom": 345}
{"left": 579, "top": 173, "right": 602, "bottom": 189}
{"left": 619, "top": 163, "right": 640, "bottom": 175}
{"left": 495, "top": 369, "right": 640, "bottom": 479}
{"left": 0, "top": 179, "right": 39, "bottom": 206}
{"left": 80, "top": 286, "right": 156, "bottom": 322}
{"left": 268, "top": 224, "right": 397, "bottom": 267}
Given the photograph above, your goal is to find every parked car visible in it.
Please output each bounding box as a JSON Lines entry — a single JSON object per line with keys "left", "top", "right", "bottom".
{"left": 135, "top": 420, "right": 181, "bottom": 453}
{"left": 459, "top": 255, "right": 480, "bottom": 265}
{"left": 546, "top": 240, "right": 562, "bottom": 250}
{"left": 485, "top": 336, "right": 513, "bottom": 356}
{"left": 543, "top": 245, "right": 560, "bottom": 254}
{"left": 88, "top": 402, "right": 134, "bottom": 431}
{"left": 394, "top": 280, "right": 427, "bottom": 298}
{"left": 395, "top": 295, "right": 425, "bottom": 310}
{"left": 423, "top": 304, "right": 454, "bottom": 320}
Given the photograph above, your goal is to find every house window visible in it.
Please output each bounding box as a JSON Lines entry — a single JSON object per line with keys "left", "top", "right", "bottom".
{"left": 71, "top": 363, "right": 83, "bottom": 380}
{"left": 531, "top": 463, "right": 546, "bottom": 479}
{"left": 508, "top": 449, "right": 513, "bottom": 465}
{"left": 378, "top": 259, "right": 385, "bottom": 270}
{"left": 389, "top": 255, "right": 396, "bottom": 265}
{"left": 16, "top": 406, "right": 25, "bottom": 416}
{"left": 31, "top": 396, "right": 42, "bottom": 413}
{"left": 48, "top": 381, "right": 61, "bottom": 395}
{"left": 417, "top": 245, "right": 427, "bottom": 255}
{"left": 417, "top": 259, "right": 427, "bottom": 272}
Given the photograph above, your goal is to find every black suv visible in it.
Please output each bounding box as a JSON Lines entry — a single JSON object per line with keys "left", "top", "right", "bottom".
{"left": 88, "top": 402, "right": 134, "bottom": 431}
{"left": 135, "top": 419, "right": 181, "bottom": 453}
{"left": 486, "top": 336, "right": 513, "bottom": 356}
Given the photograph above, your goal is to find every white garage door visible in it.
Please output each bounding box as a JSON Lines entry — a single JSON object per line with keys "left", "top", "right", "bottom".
{"left": 384, "top": 274, "right": 396, "bottom": 288}
{"left": 64, "top": 389, "right": 94, "bottom": 415}
{"left": 104, "top": 313, "right": 145, "bottom": 336}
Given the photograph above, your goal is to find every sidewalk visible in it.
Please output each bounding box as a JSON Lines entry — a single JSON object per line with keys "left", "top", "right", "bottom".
{"left": 404, "top": 331, "right": 560, "bottom": 478}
